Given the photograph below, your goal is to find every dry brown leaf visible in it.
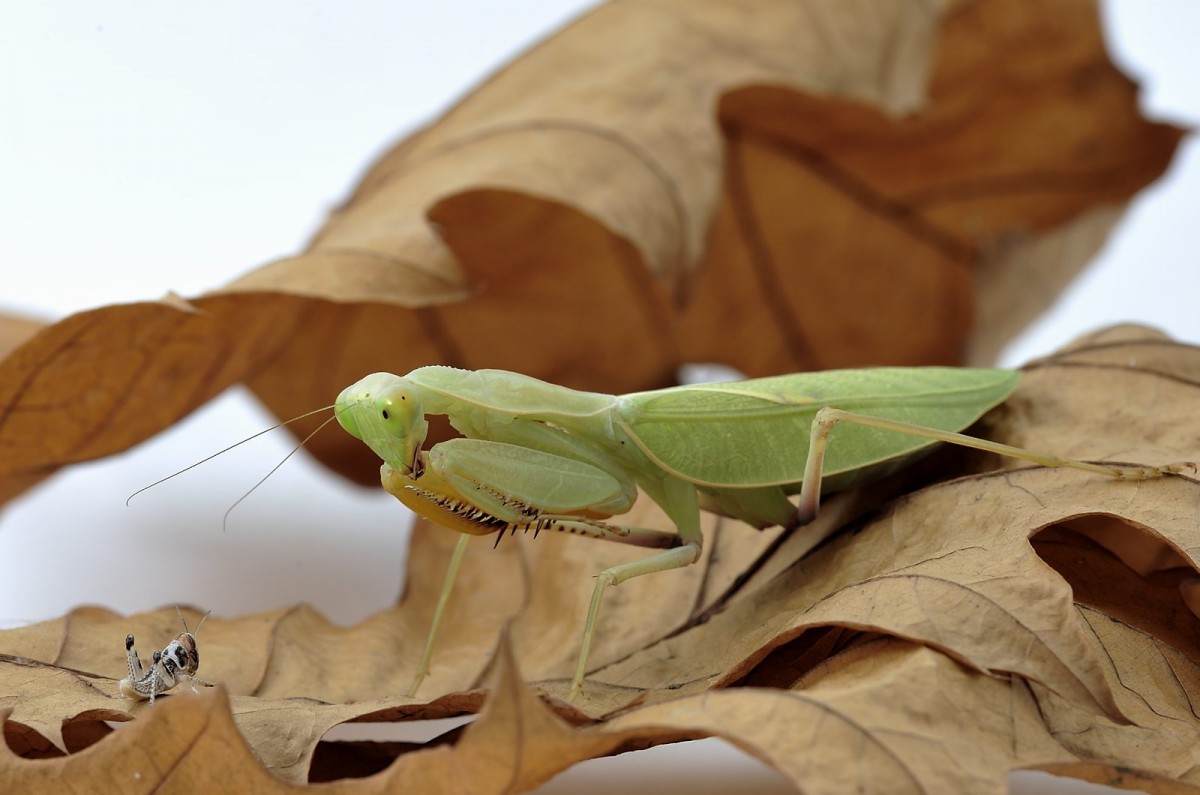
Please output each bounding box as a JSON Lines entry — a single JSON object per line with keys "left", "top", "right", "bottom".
{"left": 0, "top": 0, "right": 1181, "bottom": 508}
{"left": 2, "top": 326, "right": 1198, "bottom": 792}
{"left": 608, "top": 612, "right": 1200, "bottom": 795}
{"left": 0, "top": 634, "right": 650, "bottom": 794}
{"left": 0, "top": 665, "right": 311, "bottom": 793}
{"left": 0, "top": 309, "right": 50, "bottom": 504}
{"left": 0, "top": 310, "right": 43, "bottom": 363}
{"left": 609, "top": 639, "right": 1074, "bottom": 795}
{"left": 1031, "top": 607, "right": 1200, "bottom": 785}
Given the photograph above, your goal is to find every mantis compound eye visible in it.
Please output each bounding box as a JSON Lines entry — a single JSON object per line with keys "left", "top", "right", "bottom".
{"left": 376, "top": 384, "right": 421, "bottom": 432}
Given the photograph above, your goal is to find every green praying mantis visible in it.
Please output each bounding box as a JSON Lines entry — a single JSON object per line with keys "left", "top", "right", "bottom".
{"left": 331, "top": 365, "right": 1193, "bottom": 699}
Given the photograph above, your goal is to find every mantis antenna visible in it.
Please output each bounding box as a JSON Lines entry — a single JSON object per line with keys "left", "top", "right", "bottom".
{"left": 125, "top": 404, "right": 336, "bottom": 505}
{"left": 125, "top": 405, "right": 341, "bottom": 531}
{"left": 220, "top": 413, "right": 341, "bottom": 531}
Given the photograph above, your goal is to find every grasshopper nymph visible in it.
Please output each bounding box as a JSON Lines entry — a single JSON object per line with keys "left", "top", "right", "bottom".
{"left": 120, "top": 607, "right": 213, "bottom": 704}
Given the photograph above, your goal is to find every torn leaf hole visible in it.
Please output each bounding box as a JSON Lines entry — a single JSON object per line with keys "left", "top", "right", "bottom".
{"left": 1032, "top": 516, "right": 1200, "bottom": 658}
{"left": 309, "top": 715, "right": 472, "bottom": 782}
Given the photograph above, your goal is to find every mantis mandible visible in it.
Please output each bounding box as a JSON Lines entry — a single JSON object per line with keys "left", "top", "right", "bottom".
{"left": 334, "top": 365, "right": 1192, "bottom": 699}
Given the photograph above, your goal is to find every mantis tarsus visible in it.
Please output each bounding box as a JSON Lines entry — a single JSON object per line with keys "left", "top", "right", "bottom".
{"left": 333, "top": 365, "right": 1193, "bottom": 699}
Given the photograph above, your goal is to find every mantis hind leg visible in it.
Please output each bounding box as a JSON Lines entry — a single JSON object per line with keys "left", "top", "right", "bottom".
{"left": 793, "top": 407, "right": 1199, "bottom": 527}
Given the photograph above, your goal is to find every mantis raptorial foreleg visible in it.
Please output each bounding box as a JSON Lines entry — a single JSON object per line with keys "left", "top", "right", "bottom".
{"left": 793, "top": 407, "right": 1198, "bottom": 526}
{"left": 385, "top": 439, "right": 688, "bottom": 697}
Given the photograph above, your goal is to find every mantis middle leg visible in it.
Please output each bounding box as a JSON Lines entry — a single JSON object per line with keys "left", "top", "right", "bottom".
{"left": 570, "top": 474, "right": 703, "bottom": 698}
{"left": 407, "top": 511, "right": 685, "bottom": 696}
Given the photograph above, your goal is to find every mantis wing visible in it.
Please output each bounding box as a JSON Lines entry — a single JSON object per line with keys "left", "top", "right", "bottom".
{"left": 616, "top": 368, "right": 1020, "bottom": 489}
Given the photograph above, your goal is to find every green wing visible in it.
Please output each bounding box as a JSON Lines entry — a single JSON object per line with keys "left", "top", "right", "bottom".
{"left": 617, "top": 368, "right": 1020, "bottom": 488}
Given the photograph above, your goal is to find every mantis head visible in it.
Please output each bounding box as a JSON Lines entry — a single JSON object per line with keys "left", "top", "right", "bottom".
{"left": 335, "top": 373, "right": 429, "bottom": 474}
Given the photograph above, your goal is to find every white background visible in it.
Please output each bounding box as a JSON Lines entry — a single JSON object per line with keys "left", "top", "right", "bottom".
{"left": 2, "top": 2, "right": 1198, "bottom": 792}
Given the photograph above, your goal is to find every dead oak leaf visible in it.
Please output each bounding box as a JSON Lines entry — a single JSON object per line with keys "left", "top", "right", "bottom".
{"left": 0, "top": 0, "right": 1182, "bottom": 510}
{"left": 1028, "top": 606, "right": 1200, "bottom": 786}
{"left": 0, "top": 682, "right": 304, "bottom": 794}
{"left": 607, "top": 640, "right": 1071, "bottom": 795}
{"left": 0, "top": 655, "right": 123, "bottom": 755}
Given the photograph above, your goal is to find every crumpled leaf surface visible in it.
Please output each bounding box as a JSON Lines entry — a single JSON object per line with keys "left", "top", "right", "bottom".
{"left": 0, "top": 311, "right": 48, "bottom": 505}
{"left": 0, "top": 0, "right": 1181, "bottom": 505}
{"left": 2, "top": 326, "right": 1198, "bottom": 793}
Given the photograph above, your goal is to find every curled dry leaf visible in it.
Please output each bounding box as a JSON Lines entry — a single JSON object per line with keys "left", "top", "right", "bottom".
{"left": 0, "top": 309, "right": 48, "bottom": 505}
{"left": 606, "top": 610, "right": 1200, "bottom": 795}
{"left": 0, "top": 0, "right": 1182, "bottom": 505}
{"left": 0, "top": 311, "right": 43, "bottom": 364}
{"left": 2, "top": 326, "right": 1198, "bottom": 792}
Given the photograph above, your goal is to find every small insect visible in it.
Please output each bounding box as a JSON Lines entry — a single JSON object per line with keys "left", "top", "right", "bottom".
{"left": 119, "top": 607, "right": 213, "bottom": 704}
